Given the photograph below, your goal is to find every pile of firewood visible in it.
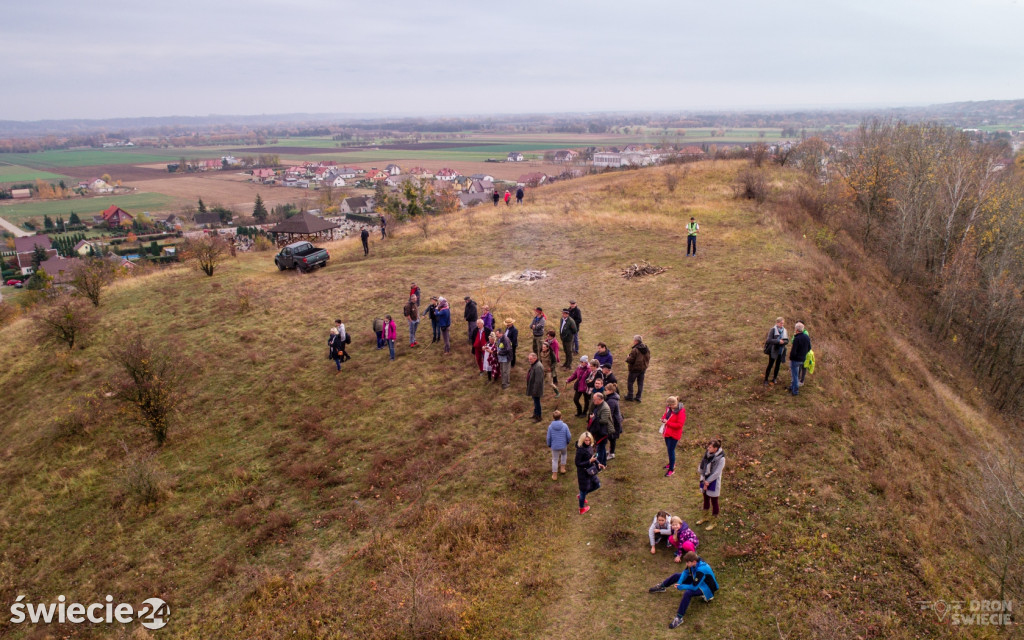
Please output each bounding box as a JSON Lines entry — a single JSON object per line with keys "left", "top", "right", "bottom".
{"left": 621, "top": 261, "right": 668, "bottom": 279}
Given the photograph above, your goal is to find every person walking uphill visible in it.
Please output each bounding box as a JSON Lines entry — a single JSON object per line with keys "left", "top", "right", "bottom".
{"left": 660, "top": 396, "right": 686, "bottom": 476}
{"left": 526, "top": 353, "right": 545, "bottom": 422}
{"left": 328, "top": 327, "right": 344, "bottom": 373}
{"left": 546, "top": 411, "right": 572, "bottom": 480}
{"left": 492, "top": 190, "right": 500, "bottom": 207}
{"left": 788, "top": 322, "right": 811, "bottom": 396}
{"left": 686, "top": 217, "right": 699, "bottom": 257}
{"left": 626, "top": 335, "right": 650, "bottom": 402}
{"left": 575, "top": 431, "right": 604, "bottom": 514}
{"left": 403, "top": 295, "right": 420, "bottom": 348}
{"left": 763, "top": 317, "right": 788, "bottom": 385}
{"left": 559, "top": 309, "right": 578, "bottom": 370}
{"left": 530, "top": 307, "right": 546, "bottom": 357}
{"left": 504, "top": 190, "right": 511, "bottom": 206}
{"left": 516, "top": 186, "right": 524, "bottom": 204}
{"left": 648, "top": 551, "right": 720, "bottom": 629}
{"left": 696, "top": 439, "right": 726, "bottom": 530}
{"left": 464, "top": 296, "right": 479, "bottom": 345}
{"left": 436, "top": 297, "right": 452, "bottom": 354}
{"left": 360, "top": 227, "right": 370, "bottom": 256}
{"left": 379, "top": 214, "right": 387, "bottom": 239}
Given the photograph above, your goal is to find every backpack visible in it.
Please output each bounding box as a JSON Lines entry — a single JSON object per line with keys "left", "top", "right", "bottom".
{"left": 345, "top": 333, "right": 352, "bottom": 345}
{"left": 804, "top": 349, "right": 815, "bottom": 374}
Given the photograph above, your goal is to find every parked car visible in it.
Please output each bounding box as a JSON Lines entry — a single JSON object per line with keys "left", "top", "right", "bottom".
{"left": 5, "top": 279, "right": 23, "bottom": 287}
{"left": 274, "top": 241, "right": 329, "bottom": 273}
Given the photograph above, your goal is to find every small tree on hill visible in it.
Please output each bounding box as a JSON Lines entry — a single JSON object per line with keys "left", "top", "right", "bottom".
{"left": 70, "top": 258, "right": 118, "bottom": 306}
{"left": 182, "top": 235, "right": 229, "bottom": 276}
{"left": 252, "top": 194, "right": 268, "bottom": 223}
{"left": 107, "top": 331, "right": 185, "bottom": 447}
{"left": 69, "top": 212, "right": 81, "bottom": 225}
{"left": 198, "top": 198, "right": 207, "bottom": 214}
{"left": 34, "top": 292, "right": 96, "bottom": 350}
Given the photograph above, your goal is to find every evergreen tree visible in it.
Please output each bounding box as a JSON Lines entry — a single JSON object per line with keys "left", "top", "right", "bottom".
{"left": 56, "top": 216, "right": 65, "bottom": 232}
{"left": 43, "top": 215, "right": 54, "bottom": 231}
{"left": 252, "top": 194, "right": 268, "bottom": 223}
{"left": 32, "top": 245, "right": 49, "bottom": 268}
{"left": 69, "top": 212, "right": 81, "bottom": 225}
{"left": 198, "top": 198, "right": 207, "bottom": 214}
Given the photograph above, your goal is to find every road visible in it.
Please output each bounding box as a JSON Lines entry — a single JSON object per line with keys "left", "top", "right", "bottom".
{"left": 0, "top": 216, "right": 30, "bottom": 237}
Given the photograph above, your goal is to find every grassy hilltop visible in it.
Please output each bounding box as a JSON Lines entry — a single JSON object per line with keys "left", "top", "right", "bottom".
{"left": 0, "top": 161, "right": 1015, "bottom": 639}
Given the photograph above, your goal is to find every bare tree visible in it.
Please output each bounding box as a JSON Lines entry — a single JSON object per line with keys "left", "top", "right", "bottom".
{"left": 107, "top": 332, "right": 185, "bottom": 446}
{"left": 34, "top": 292, "right": 97, "bottom": 350}
{"left": 70, "top": 257, "right": 118, "bottom": 306}
{"left": 181, "top": 235, "right": 230, "bottom": 276}
{"left": 664, "top": 169, "right": 680, "bottom": 193}
{"left": 751, "top": 142, "right": 769, "bottom": 168}
{"left": 976, "top": 452, "right": 1024, "bottom": 604}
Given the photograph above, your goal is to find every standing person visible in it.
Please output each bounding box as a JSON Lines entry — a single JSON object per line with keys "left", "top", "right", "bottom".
{"left": 696, "top": 439, "right": 726, "bottom": 530}
{"left": 496, "top": 326, "right": 513, "bottom": 388}
{"left": 409, "top": 282, "right": 421, "bottom": 305}
{"left": 360, "top": 227, "right": 370, "bottom": 256}
{"left": 379, "top": 214, "right": 387, "bottom": 239}
{"left": 584, "top": 359, "right": 602, "bottom": 412}
{"left": 334, "top": 319, "right": 350, "bottom": 362}
{"left": 648, "top": 551, "right": 720, "bottom": 629}
{"left": 541, "top": 331, "right": 561, "bottom": 395}
{"left": 788, "top": 321, "right": 811, "bottom": 396}
{"left": 472, "top": 319, "right": 488, "bottom": 374}
{"left": 504, "top": 318, "right": 519, "bottom": 367}
{"left": 604, "top": 382, "right": 623, "bottom": 460}
{"left": 593, "top": 343, "right": 613, "bottom": 368}
{"left": 516, "top": 186, "right": 524, "bottom": 204}
{"left": 464, "top": 296, "right": 479, "bottom": 345}
{"left": 480, "top": 305, "right": 494, "bottom": 334}
{"left": 492, "top": 190, "right": 500, "bottom": 206}
{"left": 504, "top": 189, "right": 511, "bottom": 206}
{"left": 383, "top": 315, "right": 397, "bottom": 361}
{"left": 588, "top": 392, "right": 613, "bottom": 466}
{"left": 600, "top": 363, "right": 617, "bottom": 387}
{"left": 437, "top": 297, "right": 452, "bottom": 354}
{"left": 575, "top": 431, "right": 604, "bottom": 514}
{"left": 373, "top": 317, "right": 385, "bottom": 350}
{"left": 483, "top": 331, "right": 499, "bottom": 381}
{"left": 526, "top": 353, "right": 545, "bottom": 422}
{"left": 530, "top": 307, "right": 546, "bottom": 357}
{"left": 660, "top": 396, "right": 686, "bottom": 477}
{"left": 403, "top": 294, "right": 420, "bottom": 348}
{"left": 566, "top": 355, "right": 591, "bottom": 417}
{"left": 763, "top": 317, "right": 788, "bottom": 386}
{"left": 625, "top": 335, "right": 650, "bottom": 403}
{"left": 559, "top": 308, "right": 578, "bottom": 370}
{"left": 328, "top": 327, "right": 344, "bottom": 373}
{"left": 425, "top": 297, "right": 441, "bottom": 344}
{"left": 546, "top": 410, "right": 572, "bottom": 480}
{"left": 567, "top": 300, "right": 582, "bottom": 355}
{"left": 686, "top": 217, "right": 699, "bottom": 257}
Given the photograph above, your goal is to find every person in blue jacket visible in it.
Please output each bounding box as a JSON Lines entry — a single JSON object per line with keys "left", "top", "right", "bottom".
{"left": 648, "top": 551, "right": 719, "bottom": 629}
{"left": 436, "top": 297, "right": 452, "bottom": 355}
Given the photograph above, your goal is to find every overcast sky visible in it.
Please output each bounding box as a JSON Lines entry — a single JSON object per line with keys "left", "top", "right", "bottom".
{"left": 3, "top": 0, "right": 1023, "bottom": 121}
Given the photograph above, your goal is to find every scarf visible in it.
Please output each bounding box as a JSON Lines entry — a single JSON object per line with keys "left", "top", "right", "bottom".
{"left": 699, "top": 449, "right": 724, "bottom": 476}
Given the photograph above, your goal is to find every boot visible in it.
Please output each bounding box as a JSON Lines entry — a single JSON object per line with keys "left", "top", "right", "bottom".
{"left": 552, "top": 473, "right": 558, "bottom": 480}
{"left": 559, "top": 465, "right": 566, "bottom": 474}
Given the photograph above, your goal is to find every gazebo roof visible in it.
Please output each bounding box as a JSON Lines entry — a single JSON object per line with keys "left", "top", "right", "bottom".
{"left": 268, "top": 211, "right": 339, "bottom": 235}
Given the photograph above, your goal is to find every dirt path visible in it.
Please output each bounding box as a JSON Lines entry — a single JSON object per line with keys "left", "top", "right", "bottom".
{"left": 0, "top": 216, "right": 30, "bottom": 237}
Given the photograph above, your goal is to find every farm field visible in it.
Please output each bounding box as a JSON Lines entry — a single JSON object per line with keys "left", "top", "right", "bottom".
{"left": 0, "top": 192, "right": 177, "bottom": 223}
{"left": 0, "top": 148, "right": 224, "bottom": 170}
{"left": 0, "top": 163, "right": 74, "bottom": 185}
{"left": 129, "top": 171, "right": 322, "bottom": 212}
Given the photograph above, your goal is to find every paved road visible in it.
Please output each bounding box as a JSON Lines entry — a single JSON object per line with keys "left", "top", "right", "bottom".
{"left": 0, "top": 216, "right": 30, "bottom": 237}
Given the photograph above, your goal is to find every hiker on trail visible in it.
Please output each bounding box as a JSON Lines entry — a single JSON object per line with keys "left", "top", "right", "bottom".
{"left": 546, "top": 410, "right": 572, "bottom": 480}
{"left": 481, "top": 305, "right": 494, "bottom": 333}
{"left": 799, "top": 324, "right": 814, "bottom": 385}
{"left": 334, "top": 319, "right": 350, "bottom": 362}
{"left": 464, "top": 296, "right": 479, "bottom": 345}
{"left": 410, "top": 282, "right": 421, "bottom": 305}
{"left": 600, "top": 363, "right": 617, "bottom": 387}
{"left": 575, "top": 431, "right": 604, "bottom": 514}
{"left": 373, "top": 317, "right": 385, "bottom": 350}
{"left": 483, "top": 331, "right": 499, "bottom": 381}
{"left": 668, "top": 516, "right": 700, "bottom": 562}
{"left": 604, "top": 382, "right": 623, "bottom": 459}
{"left": 328, "top": 327, "right": 344, "bottom": 373}
{"left": 588, "top": 392, "right": 613, "bottom": 466}
{"left": 788, "top": 321, "right": 811, "bottom": 396}
{"left": 437, "top": 297, "right": 452, "bottom": 354}
{"left": 403, "top": 295, "right": 420, "bottom": 348}
{"left": 649, "top": 510, "right": 674, "bottom": 554}
{"left": 686, "top": 217, "right": 699, "bottom": 257}
{"left": 526, "top": 352, "right": 545, "bottom": 422}
{"left": 593, "top": 342, "right": 613, "bottom": 368}
{"left": 472, "top": 319, "right": 488, "bottom": 373}
{"left": 530, "top": 307, "right": 546, "bottom": 356}
{"left": 425, "top": 297, "right": 441, "bottom": 344}
{"left": 566, "top": 355, "right": 591, "bottom": 417}
{"left": 504, "top": 318, "right": 519, "bottom": 367}
{"left": 360, "top": 227, "right": 370, "bottom": 255}
{"left": 648, "top": 551, "right": 720, "bottom": 629}
{"left": 559, "top": 308, "right": 578, "bottom": 370}
{"left": 496, "top": 326, "right": 513, "bottom": 388}
{"left": 383, "top": 315, "right": 397, "bottom": 361}
{"left": 696, "top": 439, "right": 725, "bottom": 530}
{"left": 541, "top": 330, "right": 560, "bottom": 395}
{"left": 504, "top": 190, "right": 511, "bottom": 206}
{"left": 625, "top": 335, "right": 650, "bottom": 403}
{"left": 492, "top": 190, "right": 500, "bottom": 206}
{"left": 763, "top": 317, "right": 788, "bottom": 386}
{"left": 661, "top": 396, "right": 686, "bottom": 476}
{"left": 568, "top": 300, "right": 582, "bottom": 355}
{"left": 379, "top": 214, "right": 387, "bottom": 239}
{"left": 516, "top": 186, "right": 524, "bottom": 204}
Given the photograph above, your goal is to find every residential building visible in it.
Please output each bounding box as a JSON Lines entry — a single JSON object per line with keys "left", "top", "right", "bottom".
{"left": 385, "top": 164, "right": 401, "bottom": 175}
{"left": 435, "top": 168, "right": 461, "bottom": 181}
{"left": 340, "top": 196, "right": 375, "bottom": 214}
{"left": 506, "top": 152, "right": 524, "bottom": 162}
{"left": 96, "top": 205, "right": 134, "bottom": 227}
{"left": 38, "top": 256, "right": 82, "bottom": 284}
{"left": 13, "top": 235, "right": 58, "bottom": 274}
{"left": 517, "top": 172, "right": 548, "bottom": 187}
{"left": 554, "top": 150, "right": 578, "bottom": 163}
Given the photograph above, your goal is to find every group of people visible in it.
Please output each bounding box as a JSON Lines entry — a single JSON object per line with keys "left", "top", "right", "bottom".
{"left": 492, "top": 187, "right": 525, "bottom": 206}
{"left": 762, "top": 317, "right": 814, "bottom": 396}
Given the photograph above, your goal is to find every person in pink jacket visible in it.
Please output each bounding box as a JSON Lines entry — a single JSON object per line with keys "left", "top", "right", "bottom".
{"left": 660, "top": 396, "right": 686, "bottom": 476}
{"left": 667, "top": 516, "right": 700, "bottom": 562}
{"left": 383, "top": 315, "right": 397, "bottom": 361}
{"left": 565, "top": 355, "right": 591, "bottom": 417}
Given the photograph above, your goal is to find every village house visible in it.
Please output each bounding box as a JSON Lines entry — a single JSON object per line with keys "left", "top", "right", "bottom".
{"left": 468, "top": 173, "right": 495, "bottom": 182}
{"left": 72, "top": 239, "right": 95, "bottom": 256}
{"left": 13, "top": 235, "right": 58, "bottom": 275}
{"left": 452, "top": 175, "right": 473, "bottom": 191}
{"left": 385, "top": 164, "right": 401, "bottom": 175}
{"left": 193, "top": 213, "right": 221, "bottom": 228}
{"left": 38, "top": 256, "right": 82, "bottom": 284}
{"left": 335, "top": 167, "right": 359, "bottom": 179}
{"left": 251, "top": 168, "right": 276, "bottom": 183}
{"left": 366, "top": 169, "right": 390, "bottom": 182}
{"left": 86, "top": 178, "right": 113, "bottom": 193}
{"left": 517, "top": 172, "right": 548, "bottom": 187}
{"left": 553, "top": 149, "right": 578, "bottom": 163}
{"left": 340, "top": 196, "right": 375, "bottom": 214}
{"left": 158, "top": 214, "right": 181, "bottom": 231}
{"left": 407, "top": 167, "right": 434, "bottom": 179}
{"left": 10, "top": 188, "right": 31, "bottom": 199}
{"left": 385, "top": 174, "right": 420, "bottom": 189}
{"left": 435, "top": 168, "right": 461, "bottom": 182}
{"left": 506, "top": 152, "right": 524, "bottom": 162}
{"left": 93, "top": 205, "right": 134, "bottom": 228}
{"left": 323, "top": 172, "right": 347, "bottom": 188}
{"left": 468, "top": 179, "right": 495, "bottom": 194}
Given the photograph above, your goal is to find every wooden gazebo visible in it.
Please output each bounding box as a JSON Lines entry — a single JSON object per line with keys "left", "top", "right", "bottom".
{"left": 268, "top": 211, "right": 340, "bottom": 244}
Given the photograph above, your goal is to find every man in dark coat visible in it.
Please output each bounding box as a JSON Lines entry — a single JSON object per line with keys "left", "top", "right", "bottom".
{"left": 559, "top": 308, "right": 578, "bottom": 370}
{"left": 588, "top": 392, "right": 613, "bottom": 465}
{"left": 504, "top": 318, "right": 519, "bottom": 367}
{"left": 567, "top": 300, "right": 582, "bottom": 355}
{"left": 530, "top": 307, "right": 546, "bottom": 357}
{"left": 516, "top": 186, "right": 524, "bottom": 204}
{"left": 526, "top": 352, "right": 545, "bottom": 422}
{"left": 464, "top": 296, "right": 478, "bottom": 345}
{"left": 625, "top": 334, "right": 650, "bottom": 402}
{"left": 360, "top": 227, "right": 370, "bottom": 255}
{"left": 379, "top": 214, "right": 387, "bottom": 239}
{"left": 492, "top": 190, "right": 500, "bottom": 206}
{"left": 788, "top": 321, "right": 811, "bottom": 396}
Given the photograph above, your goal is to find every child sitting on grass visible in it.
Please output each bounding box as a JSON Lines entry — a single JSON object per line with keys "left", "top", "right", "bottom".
{"left": 668, "top": 516, "right": 699, "bottom": 563}
{"left": 648, "top": 510, "right": 673, "bottom": 554}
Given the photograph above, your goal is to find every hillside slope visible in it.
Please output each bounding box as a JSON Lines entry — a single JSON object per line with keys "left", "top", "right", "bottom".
{"left": 0, "top": 161, "right": 1014, "bottom": 639}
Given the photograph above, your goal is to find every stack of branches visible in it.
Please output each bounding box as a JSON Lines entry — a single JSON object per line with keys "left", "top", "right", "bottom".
{"left": 621, "top": 260, "right": 668, "bottom": 279}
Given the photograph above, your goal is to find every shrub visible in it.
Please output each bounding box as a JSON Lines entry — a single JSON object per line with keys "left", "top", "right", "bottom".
{"left": 107, "top": 332, "right": 186, "bottom": 446}
{"left": 33, "top": 292, "right": 97, "bottom": 350}
{"left": 181, "top": 235, "right": 229, "bottom": 276}
{"left": 736, "top": 168, "right": 768, "bottom": 203}
{"left": 119, "top": 454, "right": 170, "bottom": 507}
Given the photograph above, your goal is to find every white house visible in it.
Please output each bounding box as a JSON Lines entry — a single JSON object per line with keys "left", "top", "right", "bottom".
{"left": 506, "top": 152, "right": 524, "bottom": 162}
{"left": 592, "top": 152, "right": 623, "bottom": 168}
{"left": 385, "top": 164, "right": 401, "bottom": 175}
{"left": 87, "top": 178, "right": 113, "bottom": 193}
{"left": 435, "top": 168, "right": 460, "bottom": 182}
{"left": 324, "top": 173, "right": 347, "bottom": 188}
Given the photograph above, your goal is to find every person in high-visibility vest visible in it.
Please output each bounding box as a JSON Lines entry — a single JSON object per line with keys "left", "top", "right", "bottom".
{"left": 686, "top": 217, "right": 699, "bottom": 256}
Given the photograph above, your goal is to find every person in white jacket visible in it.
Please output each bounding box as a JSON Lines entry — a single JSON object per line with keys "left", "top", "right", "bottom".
{"left": 648, "top": 510, "right": 673, "bottom": 554}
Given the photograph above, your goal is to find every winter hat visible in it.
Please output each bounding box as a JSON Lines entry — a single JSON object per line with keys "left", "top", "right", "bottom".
{"left": 579, "top": 355, "right": 589, "bottom": 363}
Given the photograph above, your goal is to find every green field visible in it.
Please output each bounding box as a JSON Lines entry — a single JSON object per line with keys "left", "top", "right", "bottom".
{"left": 0, "top": 163, "right": 74, "bottom": 184}
{"left": 0, "top": 149, "right": 222, "bottom": 170}
{"left": 0, "top": 192, "right": 177, "bottom": 224}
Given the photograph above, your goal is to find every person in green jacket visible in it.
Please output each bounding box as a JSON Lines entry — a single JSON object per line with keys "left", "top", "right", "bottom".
{"left": 686, "top": 217, "right": 699, "bottom": 256}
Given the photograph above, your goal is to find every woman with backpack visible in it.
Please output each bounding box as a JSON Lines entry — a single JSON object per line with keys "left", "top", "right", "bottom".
{"left": 334, "top": 319, "right": 351, "bottom": 362}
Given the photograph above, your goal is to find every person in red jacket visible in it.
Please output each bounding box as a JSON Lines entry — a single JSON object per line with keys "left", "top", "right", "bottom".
{"left": 472, "top": 319, "right": 488, "bottom": 373}
{"left": 504, "top": 190, "right": 511, "bottom": 206}
{"left": 660, "top": 396, "right": 686, "bottom": 476}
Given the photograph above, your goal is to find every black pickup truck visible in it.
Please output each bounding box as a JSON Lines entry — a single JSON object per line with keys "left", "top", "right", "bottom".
{"left": 274, "top": 241, "right": 330, "bottom": 272}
